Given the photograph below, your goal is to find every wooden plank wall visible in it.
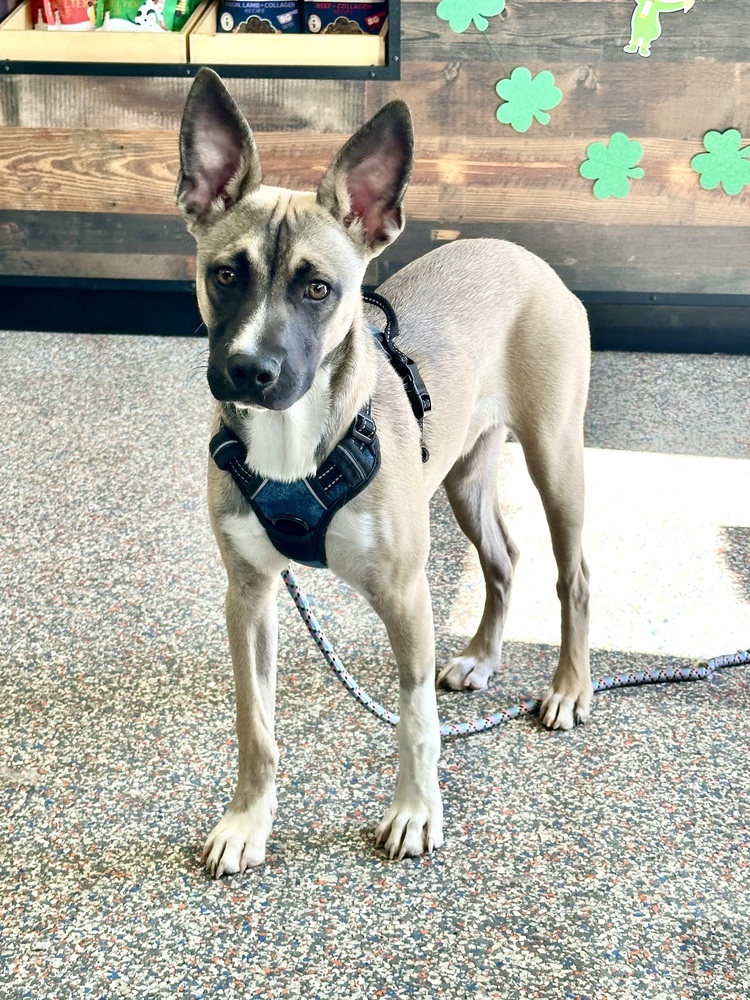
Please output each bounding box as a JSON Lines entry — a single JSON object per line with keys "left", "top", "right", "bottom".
{"left": 0, "top": 0, "right": 748, "bottom": 295}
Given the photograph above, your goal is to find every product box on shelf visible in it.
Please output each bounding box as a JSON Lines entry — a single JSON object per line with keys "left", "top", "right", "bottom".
{"left": 217, "top": 0, "right": 300, "bottom": 33}
{"left": 303, "top": 0, "right": 387, "bottom": 35}
{"left": 189, "top": 0, "right": 385, "bottom": 64}
{"left": 97, "top": 0, "right": 204, "bottom": 32}
{"left": 30, "top": 0, "right": 97, "bottom": 29}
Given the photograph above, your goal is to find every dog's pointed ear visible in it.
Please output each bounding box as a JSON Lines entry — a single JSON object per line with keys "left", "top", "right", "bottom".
{"left": 176, "top": 68, "right": 262, "bottom": 226}
{"left": 316, "top": 101, "right": 413, "bottom": 255}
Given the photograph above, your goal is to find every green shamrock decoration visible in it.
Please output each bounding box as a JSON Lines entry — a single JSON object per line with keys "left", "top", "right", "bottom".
{"left": 435, "top": 0, "right": 505, "bottom": 34}
{"left": 495, "top": 67, "right": 562, "bottom": 133}
{"left": 579, "top": 133, "right": 645, "bottom": 199}
{"left": 691, "top": 129, "right": 750, "bottom": 196}
{"left": 436, "top": 0, "right": 506, "bottom": 33}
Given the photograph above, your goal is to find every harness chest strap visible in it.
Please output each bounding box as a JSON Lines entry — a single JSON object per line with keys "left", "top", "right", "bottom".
{"left": 209, "top": 403, "right": 380, "bottom": 570}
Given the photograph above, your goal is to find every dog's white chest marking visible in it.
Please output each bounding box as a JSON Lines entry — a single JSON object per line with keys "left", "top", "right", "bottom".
{"left": 240, "top": 368, "right": 332, "bottom": 481}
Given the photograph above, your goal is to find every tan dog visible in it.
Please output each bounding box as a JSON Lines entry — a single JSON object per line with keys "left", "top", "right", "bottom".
{"left": 177, "top": 69, "right": 591, "bottom": 877}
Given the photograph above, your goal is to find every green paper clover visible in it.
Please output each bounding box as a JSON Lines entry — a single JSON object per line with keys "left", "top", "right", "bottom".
{"left": 691, "top": 129, "right": 750, "bottom": 196}
{"left": 495, "top": 67, "right": 562, "bottom": 133}
{"left": 579, "top": 133, "right": 645, "bottom": 199}
{"left": 436, "top": 0, "right": 505, "bottom": 33}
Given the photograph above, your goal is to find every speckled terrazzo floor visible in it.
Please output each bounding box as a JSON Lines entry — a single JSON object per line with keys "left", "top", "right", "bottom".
{"left": 1, "top": 333, "right": 749, "bottom": 1000}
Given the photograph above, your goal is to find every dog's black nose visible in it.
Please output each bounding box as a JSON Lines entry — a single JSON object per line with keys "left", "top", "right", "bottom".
{"left": 226, "top": 353, "right": 281, "bottom": 393}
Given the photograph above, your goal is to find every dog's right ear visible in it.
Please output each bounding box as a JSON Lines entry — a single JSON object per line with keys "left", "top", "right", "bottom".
{"left": 176, "top": 68, "right": 262, "bottom": 227}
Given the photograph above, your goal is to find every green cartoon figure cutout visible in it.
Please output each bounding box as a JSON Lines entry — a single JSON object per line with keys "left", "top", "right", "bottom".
{"left": 624, "top": 0, "right": 695, "bottom": 58}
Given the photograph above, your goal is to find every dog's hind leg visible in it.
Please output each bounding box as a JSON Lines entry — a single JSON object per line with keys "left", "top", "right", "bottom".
{"left": 437, "top": 425, "right": 518, "bottom": 691}
{"left": 517, "top": 426, "right": 592, "bottom": 731}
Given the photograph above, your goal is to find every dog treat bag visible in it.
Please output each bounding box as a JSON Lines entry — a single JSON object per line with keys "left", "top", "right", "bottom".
{"left": 31, "top": 0, "right": 99, "bottom": 29}
{"left": 217, "top": 0, "right": 300, "bottom": 33}
{"left": 304, "top": 0, "right": 388, "bottom": 35}
{"left": 98, "top": 0, "right": 200, "bottom": 30}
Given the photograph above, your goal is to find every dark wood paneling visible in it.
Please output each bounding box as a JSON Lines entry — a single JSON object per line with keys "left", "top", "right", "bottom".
{"left": 370, "top": 61, "right": 746, "bottom": 140}
{"left": 373, "top": 222, "right": 750, "bottom": 294}
{"left": 0, "top": 250, "right": 194, "bottom": 280}
{"left": 2, "top": 129, "right": 746, "bottom": 229}
{"left": 3, "top": 210, "right": 748, "bottom": 294}
{"left": 0, "top": 201, "right": 194, "bottom": 279}
{"left": 0, "top": 75, "right": 366, "bottom": 131}
{"left": 401, "top": 0, "right": 744, "bottom": 65}
{"left": 0, "top": 210, "right": 192, "bottom": 254}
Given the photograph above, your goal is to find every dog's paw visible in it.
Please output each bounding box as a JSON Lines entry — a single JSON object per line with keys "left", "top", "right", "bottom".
{"left": 539, "top": 681, "right": 593, "bottom": 731}
{"left": 436, "top": 654, "right": 495, "bottom": 691}
{"left": 374, "top": 793, "right": 444, "bottom": 860}
{"left": 201, "top": 789, "right": 277, "bottom": 878}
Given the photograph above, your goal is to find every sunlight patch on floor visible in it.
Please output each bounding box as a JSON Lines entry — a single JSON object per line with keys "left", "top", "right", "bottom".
{"left": 448, "top": 443, "right": 750, "bottom": 660}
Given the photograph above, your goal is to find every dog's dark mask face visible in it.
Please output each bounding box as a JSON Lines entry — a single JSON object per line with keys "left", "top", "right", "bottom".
{"left": 176, "top": 68, "right": 413, "bottom": 413}
{"left": 203, "top": 259, "right": 321, "bottom": 411}
{"left": 197, "top": 202, "right": 360, "bottom": 411}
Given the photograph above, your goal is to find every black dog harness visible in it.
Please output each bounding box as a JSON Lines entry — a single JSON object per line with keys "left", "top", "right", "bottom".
{"left": 362, "top": 291, "right": 432, "bottom": 448}
{"left": 210, "top": 403, "right": 379, "bottom": 570}
{"left": 209, "top": 292, "right": 430, "bottom": 569}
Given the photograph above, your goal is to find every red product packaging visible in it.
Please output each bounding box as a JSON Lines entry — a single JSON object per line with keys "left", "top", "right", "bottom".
{"left": 31, "top": 0, "right": 98, "bottom": 28}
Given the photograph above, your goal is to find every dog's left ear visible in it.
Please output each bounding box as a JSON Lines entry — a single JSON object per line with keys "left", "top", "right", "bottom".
{"left": 317, "top": 101, "right": 413, "bottom": 256}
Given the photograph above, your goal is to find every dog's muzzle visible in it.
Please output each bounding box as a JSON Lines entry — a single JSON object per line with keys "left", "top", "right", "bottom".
{"left": 207, "top": 351, "right": 302, "bottom": 410}
{"left": 226, "top": 350, "right": 280, "bottom": 394}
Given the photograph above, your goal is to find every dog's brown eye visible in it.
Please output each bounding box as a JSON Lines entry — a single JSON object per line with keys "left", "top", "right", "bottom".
{"left": 306, "top": 281, "right": 330, "bottom": 301}
{"left": 216, "top": 267, "right": 237, "bottom": 287}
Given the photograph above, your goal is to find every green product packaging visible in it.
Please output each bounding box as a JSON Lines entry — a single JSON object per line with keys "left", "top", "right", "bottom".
{"left": 99, "top": 0, "right": 200, "bottom": 31}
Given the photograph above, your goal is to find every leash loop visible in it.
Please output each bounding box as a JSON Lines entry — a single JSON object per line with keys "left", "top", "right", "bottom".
{"left": 281, "top": 567, "right": 749, "bottom": 739}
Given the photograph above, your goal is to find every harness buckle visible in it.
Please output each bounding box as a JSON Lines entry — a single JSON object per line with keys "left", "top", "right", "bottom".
{"left": 402, "top": 361, "right": 431, "bottom": 422}
{"left": 351, "top": 410, "right": 377, "bottom": 444}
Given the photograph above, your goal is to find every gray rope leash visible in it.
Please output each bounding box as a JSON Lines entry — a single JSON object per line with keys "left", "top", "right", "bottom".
{"left": 282, "top": 568, "right": 749, "bottom": 738}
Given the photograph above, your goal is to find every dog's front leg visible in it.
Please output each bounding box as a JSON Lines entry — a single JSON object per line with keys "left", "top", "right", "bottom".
{"left": 370, "top": 572, "right": 443, "bottom": 859}
{"left": 203, "top": 571, "right": 279, "bottom": 877}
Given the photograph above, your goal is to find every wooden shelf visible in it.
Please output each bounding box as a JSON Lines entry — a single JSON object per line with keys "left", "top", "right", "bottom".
{"left": 0, "top": 0, "right": 399, "bottom": 76}
{"left": 190, "top": 2, "right": 385, "bottom": 67}
{"left": 0, "top": 0, "right": 208, "bottom": 63}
